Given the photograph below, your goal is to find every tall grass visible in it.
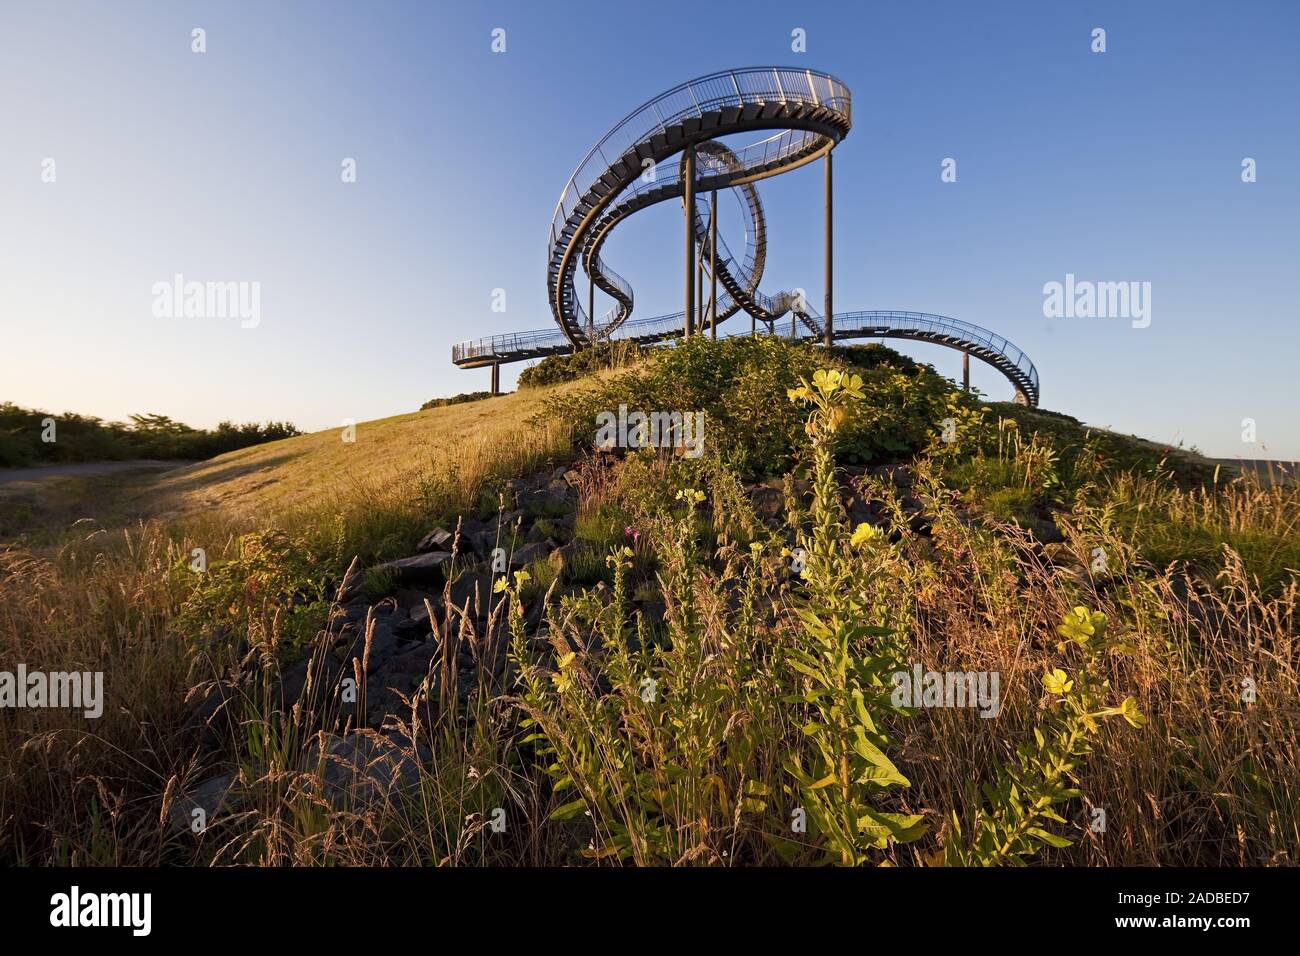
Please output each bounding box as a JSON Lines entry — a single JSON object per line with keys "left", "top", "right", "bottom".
{"left": 1, "top": 345, "right": 1295, "bottom": 866}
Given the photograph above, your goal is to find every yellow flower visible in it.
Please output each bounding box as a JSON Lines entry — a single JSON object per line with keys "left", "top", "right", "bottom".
{"left": 1057, "top": 606, "right": 1106, "bottom": 645}
{"left": 1042, "top": 668, "right": 1074, "bottom": 695}
{"left": 812, "top": 368, "right": 844, "bottom": 396}
{"left": 1119, "top": 696, "right": 1147, "bottom": 728}
{"left": 787, "top": 385, "right": 810, "bottom": 403}
{"left": 850, "top": 522, "right": 879, "bottom": 547}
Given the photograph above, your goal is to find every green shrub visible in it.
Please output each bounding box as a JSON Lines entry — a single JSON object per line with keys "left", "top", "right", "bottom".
{"left": 420, "top": 391, "right": 493, "bottom": 410}
{"left": 175, "top": 529, "right": 330, "bottom": 656}
{"left": 537, "top": 336, "right": 952, "bottom": 479}
{"left": 518, "top": 341, "right": 643, "bottom": 389}
{"left": 0, "top": 402, "right": 299, "bottom": 466}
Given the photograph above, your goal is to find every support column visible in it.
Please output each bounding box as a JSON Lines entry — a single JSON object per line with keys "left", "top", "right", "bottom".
{"left": 962, "top": 350, "right": 970, "bottom": 393}
{"left": 697, "top": 256, "right": 703, "bottom": 336}
{"left": 588, "top": 269, "right": 595, "bottom": 343}
{"left": 490, "top": 362, "right": 500, "bottom": 396}
{"left": 824, "top": 151, "right": 833, "bottom": 347}
{"left": 683, "top": 144, "right": 696, "bottom": 337}
{"left": 709, "top": 189, "right": 718, "bottom": 340}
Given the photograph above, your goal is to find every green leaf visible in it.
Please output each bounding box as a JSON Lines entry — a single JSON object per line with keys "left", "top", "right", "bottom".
{"left": 1027, "top": 826, "right": 1073, "bottom": 849}
{"left": 549, "top": 798, "right": 589, "bottom": 822}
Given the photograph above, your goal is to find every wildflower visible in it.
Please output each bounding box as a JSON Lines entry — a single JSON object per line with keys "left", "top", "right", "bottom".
{"left": 1042, "top": 668, "right": 1074, "bottom": 695}
{"left": 812, "top": 368, "right": 839, "bottom": 395}
{"left": 850, "top": 522, "right": 879, "bottom": 547}
{"left": 552, "top": 651, "right": 577, "bottom": 693}
{"left": 605, "top": 546, "right": 634, "bottom": 568}
{"left": 494, "top": 568, "right": 531, "bottom": 593}
{"left": 1057, "top": 606, "right": 1106, "bottom": 645}
{"left": 1118, "top": 696, "right": 1147, "bottom": 728}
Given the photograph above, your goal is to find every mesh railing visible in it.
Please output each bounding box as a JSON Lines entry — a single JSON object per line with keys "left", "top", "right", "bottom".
{"left": 453, "top": 309, "right": 1039, "bottom": 401}
{"left": 549, "top": 67, "right": 850, "bottom": 253}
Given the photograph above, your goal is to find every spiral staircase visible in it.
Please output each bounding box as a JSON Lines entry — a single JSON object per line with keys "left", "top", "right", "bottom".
{"left": 451, "top": 67, "right": 1039, "bottom": 406}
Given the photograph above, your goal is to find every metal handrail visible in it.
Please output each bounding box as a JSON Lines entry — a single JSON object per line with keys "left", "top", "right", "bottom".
{"left": 452, "top": 309, "right": 1039, "bottom": 404}
{"left": 547, "top": 67, "right": 851, "bottom": 345}
{"left": 454, "top": 68, "right": 1039, "bottom": 406}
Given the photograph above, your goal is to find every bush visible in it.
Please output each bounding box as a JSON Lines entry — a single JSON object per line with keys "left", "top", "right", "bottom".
{"left": 518, "top": 341, "right": 643, "bottom": 389}
{"left": 536, "top": 336, "right": 953, "bottom": 478}
{"left": 420, "top": 391, "right": 493, "bottom": 411}
{"left": 0, "top": 403, "right": 299, "bottom": 466}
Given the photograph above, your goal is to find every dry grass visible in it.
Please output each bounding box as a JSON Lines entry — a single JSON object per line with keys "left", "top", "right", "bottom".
{"left": 1, "top": 364, "right": 1296, "bottom": 866}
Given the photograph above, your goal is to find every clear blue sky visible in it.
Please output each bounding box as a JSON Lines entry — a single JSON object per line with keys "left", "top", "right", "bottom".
{"left": 2, "top": 1, "right": 1297, "bottom": 458}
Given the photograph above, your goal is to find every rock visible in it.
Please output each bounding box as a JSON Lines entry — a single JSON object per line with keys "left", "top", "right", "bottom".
{"left": 336, "top": 557, "right": 367, "bottom": 603}
{"left": 338, "top": 597, "right": 370, "bottom": 623}
{"left": 301, "top": 732, "right": 426, "bottom": 807}
{"left": 870, "top": 464, "right": 914, "bottom": 488}
{"left": 510, "top": 540, "right": 555, "bottom": 570}
{"left": 562, "top": 469, "right": 582, "bottom": 488}
{"left": 401, "top": 591, "right": 439, "bottom": 630}
{"left": 447, "top": 517, "right": 487, "bottom": 558}
{"left": 365, "top": 644, "right": 441, "bottom": 726}
{"left": 371, "top": 551, "right": 453, "bottom": 585}
{"left": 396, "top": 587, "right": 436, "bottom": 608}
{"left": 748, "top": 486, "right": 784, "bottom": 520}
{"left": 392, "top": 614, "right": 431, "bottom": 642}
{"left": 169, "top": 772, "right": 234, "bottom": 834}
{"left": 187, "top": 679, "right": 239, "bottom": 751}
{"left": 415, "top": 527, "right": 454, "bottom": 553}
{"left": 278, "top": 658, "right": 312, "bottom": 709}
{"left": 523, "top": 488, "right": 571, "bottom": 516}
{"left": 636, "top": 599, "right": 666, "bottom": 628}
{"left": 846, "top": 496, "right": 886, "bottom": 527}
{"left": 446, "top": 570, "right": 496, "bottom": 621}
{"left": 1026, "top": 517, "right": 1065, "bottom": 544}
{"left": 480, "top": 511, "right": 526, "bottom": 554}
{"left": 1042, "top": 543, "right": 1085, "bottom": 568}
{"left": 369, "top": 597, "right": 399, "bottom": 616}
{"left": 338, "top": 617, "right": 403, "bottom": 677}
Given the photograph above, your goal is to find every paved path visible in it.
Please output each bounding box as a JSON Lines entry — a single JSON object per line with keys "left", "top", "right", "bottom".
{"left": 0, "top": 460, "right": 187, "bottom": 486}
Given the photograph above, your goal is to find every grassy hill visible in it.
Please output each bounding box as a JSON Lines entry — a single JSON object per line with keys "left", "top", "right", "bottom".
{"left": 0, "top": 380, "right": 580, "bottom": 548}
{"left": 1, "top": 338, "right": 1295, "bottom": 868}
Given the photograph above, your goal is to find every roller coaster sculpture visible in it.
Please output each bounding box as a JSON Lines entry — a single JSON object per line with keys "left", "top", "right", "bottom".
{"left": 451, "top": 67, "right": 1039, "bottom": 406}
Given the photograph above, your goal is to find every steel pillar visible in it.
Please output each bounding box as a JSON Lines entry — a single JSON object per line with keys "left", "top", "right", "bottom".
{"left": 962, "top": 350, "right": 970, "bottom": 392}
{"left": 490, "top": 362, "right": 500, "bottom": 395}
{"left": 824, "top": 151, "right": 833, "bottom": 347}
{"left": 683, "top": 144, "right": 696, "bottom": 337}
{"left": 709, "top": 189, "right": 718, "bottom": 340}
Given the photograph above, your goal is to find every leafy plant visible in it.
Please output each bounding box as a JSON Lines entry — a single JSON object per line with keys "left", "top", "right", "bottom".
{"left": 782, "top": 370, "right": 925, "bottom": 864}
{"left": 942, "top": 606, "right": 1145, "bottom": 866}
